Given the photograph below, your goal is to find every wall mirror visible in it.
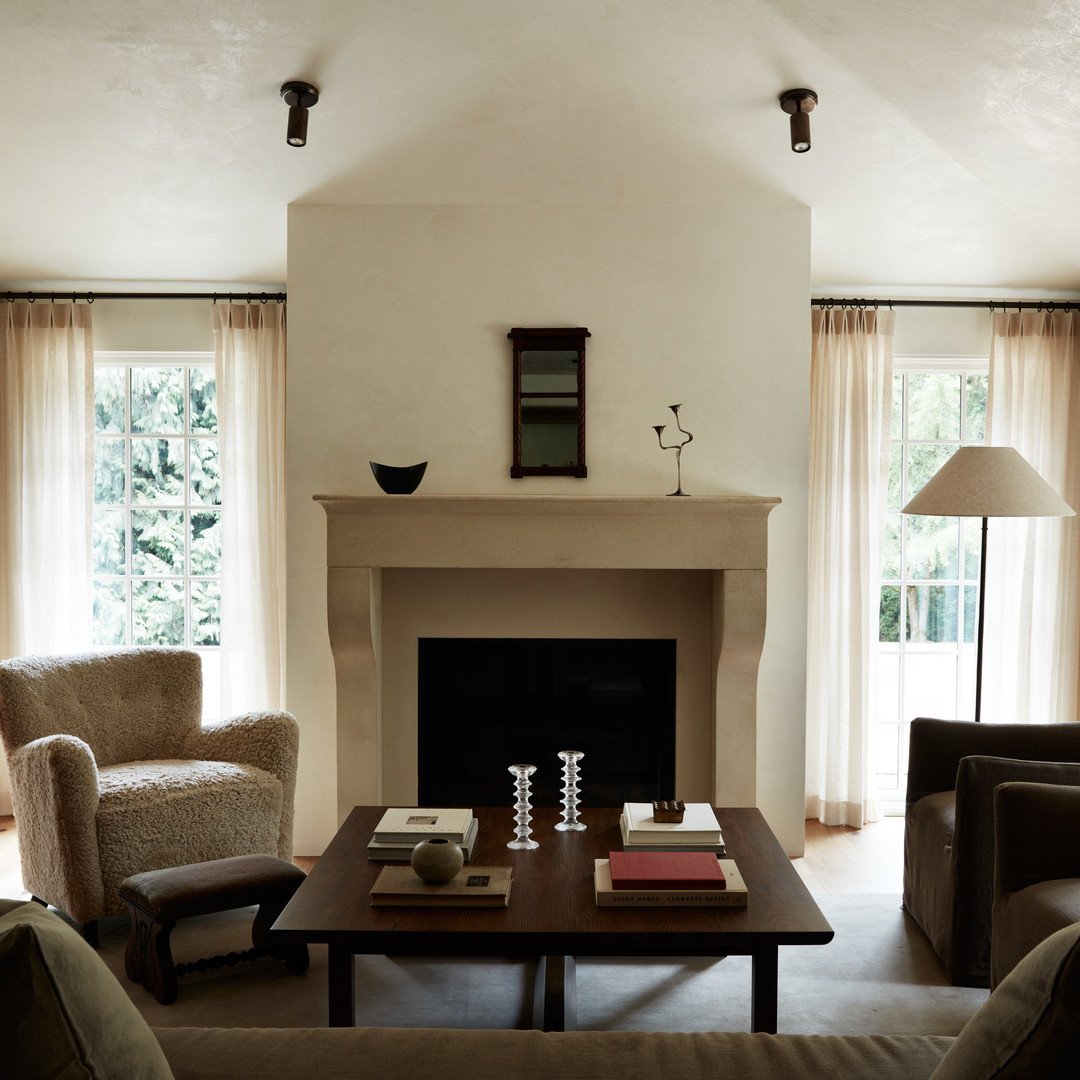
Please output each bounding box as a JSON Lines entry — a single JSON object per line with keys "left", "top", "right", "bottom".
{"left": 508, "top": 326, "right": 589, "bottom": 478}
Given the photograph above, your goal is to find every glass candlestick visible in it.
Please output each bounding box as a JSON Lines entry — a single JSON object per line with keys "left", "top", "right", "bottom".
{"left": 507, "top": 763, "right": 540, "bottom": 850}
{"left": 555, "top": 750, "right": 586, "bottom": 831}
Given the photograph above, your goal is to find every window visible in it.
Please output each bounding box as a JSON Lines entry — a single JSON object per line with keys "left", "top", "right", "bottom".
{"left": 92, "top": 353, "right": 220, "bottom": 650}
{"left": 875, "top": 359, "right": 987, "bottom": 807}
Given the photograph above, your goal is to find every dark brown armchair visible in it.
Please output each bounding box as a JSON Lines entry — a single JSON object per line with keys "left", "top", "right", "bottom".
{"left": 992, "top": 781, "right": 1080, "bottom": 988}
{"left": 902, "top": 717, "right": 1080, "bottom": 987}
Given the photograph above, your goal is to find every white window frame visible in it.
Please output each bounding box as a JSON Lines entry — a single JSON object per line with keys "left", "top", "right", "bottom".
{"left": 92, "top": 350, "right": 220, "bottom": 651}
{"left": 875, "top": 354, "right": 988, "bottom": 812}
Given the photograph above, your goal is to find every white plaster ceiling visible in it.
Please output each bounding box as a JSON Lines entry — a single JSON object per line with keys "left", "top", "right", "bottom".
{"left": 3, "top": 0, "right": 1079, "bottom": 294}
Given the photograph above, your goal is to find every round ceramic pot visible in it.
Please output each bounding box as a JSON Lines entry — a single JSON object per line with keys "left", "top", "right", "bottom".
{"left": 410, "top": 837, "right": 464, "bottom": 883}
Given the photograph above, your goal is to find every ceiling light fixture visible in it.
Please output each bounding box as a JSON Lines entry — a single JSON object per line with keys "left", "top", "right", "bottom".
{"left": 280, "top": 81, "right": 320, "bottom": 147}
{"left": 779, "top": 88, "right": 817, "bottom": 153}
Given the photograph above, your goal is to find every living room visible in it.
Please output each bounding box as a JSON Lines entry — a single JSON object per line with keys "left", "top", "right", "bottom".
{"left": 2, "top": 3, "right": 1080, "bottom": 1075}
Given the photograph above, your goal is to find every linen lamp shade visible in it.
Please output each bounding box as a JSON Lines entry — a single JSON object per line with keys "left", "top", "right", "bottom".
{"left": 902, "top": 445, "right": 1075, "bottom": 722}
{"left": 902, "top": 446, "right": 1074, "bottom": 519}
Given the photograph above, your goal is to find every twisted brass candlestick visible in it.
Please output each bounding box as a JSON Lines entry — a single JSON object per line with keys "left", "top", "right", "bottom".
{"left": 653, "top": 403, "right": 694, "bottom": 496}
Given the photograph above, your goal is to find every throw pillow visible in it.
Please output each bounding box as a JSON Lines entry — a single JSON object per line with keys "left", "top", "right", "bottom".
{"left": 0, "top": 898, "right": 174, "bottom": 1079}
{"left": 929, "top": 919, "right": 1080, "bottom": 1080}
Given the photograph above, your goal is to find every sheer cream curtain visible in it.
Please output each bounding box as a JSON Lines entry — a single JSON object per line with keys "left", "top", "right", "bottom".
{"left": 212, "top": 302, "right": 287, "bottom": 716}
{"left": 982, "top": 310, "right": 1080, "bottom": 725}
{"left": 805, "top": 308, "right": 894, "bottom": 826}
{"left": 0, "top": 301, "right": 94, "bottom": 813}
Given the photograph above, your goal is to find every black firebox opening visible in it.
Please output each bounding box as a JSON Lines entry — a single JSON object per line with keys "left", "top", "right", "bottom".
{"left": 417, "top": 637, "right": 676, "bottom": 808}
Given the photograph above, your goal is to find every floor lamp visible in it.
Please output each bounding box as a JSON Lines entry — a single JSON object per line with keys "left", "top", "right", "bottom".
{"left": 901, "top": 446, "right": 1075, "bottom": 723}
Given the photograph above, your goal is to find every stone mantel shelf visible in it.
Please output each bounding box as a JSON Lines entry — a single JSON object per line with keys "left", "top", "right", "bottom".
{"left": 315, "top": 492, "right": 779, "bottom": 821}
{"left": 314, "top": 493, "right": 781, "bottom": 571}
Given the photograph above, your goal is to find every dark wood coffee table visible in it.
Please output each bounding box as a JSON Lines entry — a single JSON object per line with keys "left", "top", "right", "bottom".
{"left": 270, "top": 805, "right": 832, "bottom": 1032}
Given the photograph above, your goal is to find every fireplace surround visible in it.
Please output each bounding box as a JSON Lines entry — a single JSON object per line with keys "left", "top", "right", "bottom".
{"left": 316, "top": 493, "right": 778, "bottom": 824}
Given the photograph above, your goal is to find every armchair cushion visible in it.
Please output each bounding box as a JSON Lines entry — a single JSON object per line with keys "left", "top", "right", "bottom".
{"left": 0, "top": 898, "right": 174, "bottom": 1080}
{"left": 929, "top": 920, "right": 1080, "bottom": 1080}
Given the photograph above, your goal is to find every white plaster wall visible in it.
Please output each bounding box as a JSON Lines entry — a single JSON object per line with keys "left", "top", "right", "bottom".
{"left": 892, "top": 305, "right": 989, "bottom": 358}
{"left": 90, "top": 299, "right": 213, "bottom": 352}
{"left": 286, "top": 203, "right": 810, "bottom": 854}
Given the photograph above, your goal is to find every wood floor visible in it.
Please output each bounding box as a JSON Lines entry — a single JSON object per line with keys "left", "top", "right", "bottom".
{"left": 0, "top": 813, "right": 905, "bottom": 899}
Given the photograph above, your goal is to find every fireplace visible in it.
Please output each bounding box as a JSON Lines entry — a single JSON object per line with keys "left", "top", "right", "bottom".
{"left": 316, "top": 493, "right": 777, "bottom": 824}
{"left": 417, "top": 637, "right": 677, "bottom": 807}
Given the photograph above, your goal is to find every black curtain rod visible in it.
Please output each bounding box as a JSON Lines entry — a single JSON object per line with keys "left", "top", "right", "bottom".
{"left": 4, "top": 290, "right": 285, "bottom": 303}
{"left": 813, "top": 296, "right": 1079, "bottom": 311}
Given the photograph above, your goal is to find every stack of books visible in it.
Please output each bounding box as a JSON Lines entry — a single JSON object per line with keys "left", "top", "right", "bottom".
{"left": 366, "top": 807, "right": 478, "bottom": 861}
{"left": 594, "top": 851, "right": 748, "bottom": 907}
{"left": 370, "top": 865, "right": 511, "bottom": 907}
{"left": 619, "top": 801, "right": 726, "bottom": 854}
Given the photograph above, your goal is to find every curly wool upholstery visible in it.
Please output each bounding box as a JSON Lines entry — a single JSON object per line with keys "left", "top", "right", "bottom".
{"left": 0, "top": 649, "right": 298, "bottom": 926}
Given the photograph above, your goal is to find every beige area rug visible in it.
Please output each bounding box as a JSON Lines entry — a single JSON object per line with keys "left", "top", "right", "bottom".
{"left": 85, "top": 894, "right": 988, "bottom": 1036}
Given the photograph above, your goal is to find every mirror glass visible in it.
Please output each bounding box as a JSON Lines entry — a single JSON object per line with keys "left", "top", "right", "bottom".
{"left": 521, "top": 350, "right": 579, "bottom": 469}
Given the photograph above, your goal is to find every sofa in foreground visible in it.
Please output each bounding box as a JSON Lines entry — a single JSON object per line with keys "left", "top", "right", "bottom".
{"left": 2, "top": 895, "right": 1079, "bottom": 1080}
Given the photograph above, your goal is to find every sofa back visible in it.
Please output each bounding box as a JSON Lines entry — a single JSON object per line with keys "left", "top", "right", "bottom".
{"left": 0, "top": 648, "right": 202, "bottom": 766}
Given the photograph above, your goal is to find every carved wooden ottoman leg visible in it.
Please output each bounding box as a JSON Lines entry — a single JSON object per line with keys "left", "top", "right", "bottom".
{"left": 124, "top": 904, "right": 179, "bottom": 1005}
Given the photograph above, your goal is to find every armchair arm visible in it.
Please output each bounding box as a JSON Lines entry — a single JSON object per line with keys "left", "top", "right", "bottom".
{"left": 7, "top": 735, "right": 104, "bottom": 924}
{"left": 994, "top": 781, "right": 1080, "bottom": 898}
{"left": 183, "top": 711, "right": 299, "bottom": 858}
{"left": 906, "top": 718, "right": 1080, "bottom": 807}
{"left": 949, "top": 755, "right": 1080, "bottom": 979}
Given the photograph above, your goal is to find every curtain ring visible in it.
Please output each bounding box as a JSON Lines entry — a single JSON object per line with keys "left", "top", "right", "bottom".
{"left": 27, "top": 293, "right": 35, "bottom": 303}
{"left": 5, "top": 292, "right": 14, "bottom": 303}
{"left": 259, "top": 293, "right": 269, "bottom": 304}
{"left": 86, "top": 292, "right": 94, "bottom": 304}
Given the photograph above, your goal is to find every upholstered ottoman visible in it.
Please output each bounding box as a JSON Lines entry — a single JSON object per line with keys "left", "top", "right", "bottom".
{"left": 120, "top": 854, "right": 309, "bottom": 1004}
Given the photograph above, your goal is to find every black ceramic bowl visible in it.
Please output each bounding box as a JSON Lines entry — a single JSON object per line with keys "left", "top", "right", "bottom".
{"left": 369, "top": 461, "right": 427, "bottom": 495}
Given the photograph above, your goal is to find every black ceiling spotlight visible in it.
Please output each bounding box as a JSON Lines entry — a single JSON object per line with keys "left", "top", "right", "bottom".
{"left": 280, "top": 81, "right": 320, "bottom": 147}
{"left": 779, "top": 88, "right": 817, "bottom": 153}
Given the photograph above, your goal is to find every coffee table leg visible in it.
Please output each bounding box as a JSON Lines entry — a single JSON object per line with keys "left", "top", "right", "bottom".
{"left": 328, "top": 945, "right": 355, "bottom": 1027}
{"left": 533, "top": 955, "right": 577, "bottom": 1031}
{"left": 750, "top": 947, "right": 779, "bottom": 1033}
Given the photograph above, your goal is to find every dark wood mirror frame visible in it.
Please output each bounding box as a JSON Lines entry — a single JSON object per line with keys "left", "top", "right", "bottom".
{"left": 509, "top": 326, "right": 589, "bottom": 478}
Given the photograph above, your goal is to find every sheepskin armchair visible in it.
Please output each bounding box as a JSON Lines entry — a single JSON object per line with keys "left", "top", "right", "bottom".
{"left": 0, "top": 648, "right": 298, "bottom": 932}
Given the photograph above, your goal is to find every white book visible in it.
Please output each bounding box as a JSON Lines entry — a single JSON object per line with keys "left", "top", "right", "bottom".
{"left": 373, "top": 807, "right": 474, "bottom": 843}
{"left": 620, "top": 815, "right": 725, "bottom": 854}
{"left": 368, "top": 818, "right": 479, "bottom": 861}
{"left": 622, "top": 802, "right": 723, "bottom": 843}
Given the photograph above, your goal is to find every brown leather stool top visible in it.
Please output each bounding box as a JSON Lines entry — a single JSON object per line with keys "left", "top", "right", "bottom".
{"left": 120, "top": 854, "right": 309, "bottom": 1004}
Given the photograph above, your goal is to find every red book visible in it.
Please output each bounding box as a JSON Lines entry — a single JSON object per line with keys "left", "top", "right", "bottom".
{"left": 608, "top": 850, "right": 727, "bottom": 890}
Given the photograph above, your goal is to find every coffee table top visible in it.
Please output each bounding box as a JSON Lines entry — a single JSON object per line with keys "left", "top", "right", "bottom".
{"left": 272, "top": 806, "right": 833, "bottom": 957}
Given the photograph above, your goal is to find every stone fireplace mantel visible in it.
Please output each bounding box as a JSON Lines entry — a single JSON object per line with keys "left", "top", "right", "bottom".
{"left": 316, "top": 494, "right": 779, "bottom": 822}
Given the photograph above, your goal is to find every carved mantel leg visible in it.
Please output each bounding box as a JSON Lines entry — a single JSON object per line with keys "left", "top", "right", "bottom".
{"left": 327, "top": 565, "right": 381, "bottom": 823}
